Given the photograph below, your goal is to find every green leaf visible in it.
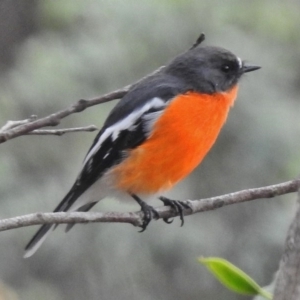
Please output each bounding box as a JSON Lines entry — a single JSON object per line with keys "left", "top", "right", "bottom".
{"left": 198, "top": 257, "right": 272, "bottom": 299}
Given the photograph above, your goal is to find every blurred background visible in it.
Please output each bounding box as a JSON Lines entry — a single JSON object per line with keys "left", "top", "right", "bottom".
{"left": 0, "top": 0, "right": 300, "bottom": 299}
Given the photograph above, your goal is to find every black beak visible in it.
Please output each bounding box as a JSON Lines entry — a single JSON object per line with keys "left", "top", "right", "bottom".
{"left": 242, "top": 64, "right": 261, "bottom": 73}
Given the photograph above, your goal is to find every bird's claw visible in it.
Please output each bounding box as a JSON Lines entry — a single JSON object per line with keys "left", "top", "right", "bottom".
{"left": 138, "top": 201, "right": 159, "bottom": 232}
{"left": 159, "top": 196, "right": 192, "bottom": 226}
{"left": 131, "top": 194, "right": 159, "bottom": 232}
{"left": 163, "top": 217, "right": 173, "bottom": 224}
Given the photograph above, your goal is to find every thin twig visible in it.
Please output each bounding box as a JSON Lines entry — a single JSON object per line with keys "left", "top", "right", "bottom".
{"left": 0, "top": 179, "right": 299, "bottom": 232}
{"left": 0, "top": 115, "right": 37, "bottom": 133}
{"left": 0, "top": 67, "right": 164, "bottom": 144}
{"left": 27, "top": 125, "right": 98, "bottom": 136}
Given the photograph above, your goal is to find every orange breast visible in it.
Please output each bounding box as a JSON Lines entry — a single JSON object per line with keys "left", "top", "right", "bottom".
{"left": 111, "top": 85, "right": 238, "bottom": 195}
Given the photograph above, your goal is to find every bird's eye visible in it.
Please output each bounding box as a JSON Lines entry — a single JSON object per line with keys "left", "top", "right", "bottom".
{"left": 221, "top": 64, "right": 231, "bottom": 73}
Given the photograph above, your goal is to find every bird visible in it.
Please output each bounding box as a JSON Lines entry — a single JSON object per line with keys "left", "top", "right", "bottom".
{"left": 24, "top": 34, "right": 260, "bottom": 258}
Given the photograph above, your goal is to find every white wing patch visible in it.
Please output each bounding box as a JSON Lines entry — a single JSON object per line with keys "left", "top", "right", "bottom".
{"left": 83, "top": 97, "right": 165, "bottom": 166}
{"left": 142, "top": 110, "right": 164, "bottom": 134}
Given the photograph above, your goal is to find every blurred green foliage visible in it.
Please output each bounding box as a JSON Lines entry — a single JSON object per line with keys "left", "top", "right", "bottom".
{"left": 0, "top": 0, "right": 300, "bottom": 299}
{"left": 199, "top": 257, "right": 272, "bottom": 299}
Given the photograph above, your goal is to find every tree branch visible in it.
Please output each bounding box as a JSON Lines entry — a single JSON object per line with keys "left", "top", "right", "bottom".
{"left": 0, "top": 67, "right": 164, "bottom": 144}
{"left": 0, "top": 115, "right": 37, "bottom": 132}
{"left": 273, "top": 189, "right": 300, "bottom": 300}
{"left": 1, "top": 179, "right": 299, "bottom": 232}
{"left": 27, "top": 125, "right": 98, "bottom": 136}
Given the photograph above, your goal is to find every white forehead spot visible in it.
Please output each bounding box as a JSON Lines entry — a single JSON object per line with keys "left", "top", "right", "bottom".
{"left": 237, "top": 57, "right": 242, "bottom": 69}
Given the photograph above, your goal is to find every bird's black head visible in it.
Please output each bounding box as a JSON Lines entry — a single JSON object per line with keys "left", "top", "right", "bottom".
{"left": 164, "top": 45, "right": 260, "bottom": 94}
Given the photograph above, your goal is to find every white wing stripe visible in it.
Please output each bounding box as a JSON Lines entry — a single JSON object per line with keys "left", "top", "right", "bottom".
{"left": 142, "top": 110, "right": 164, "bottom": 134}
{"left": 83, "top": 97, "right": 165, "bottom": 165}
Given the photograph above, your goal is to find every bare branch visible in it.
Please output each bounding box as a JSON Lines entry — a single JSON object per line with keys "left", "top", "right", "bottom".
{"left": 27, "top": 125, "right": 98, "bottom": 136}
{"left": 1, "top": 179, "right": 299, "bottom": 232}
{"left": 0, "top": 67, "right": 164, "bottom": 144}
{"left": 190, "top": 32, "right": 206, "bottom": 49}
{"left": 273, "top": 189, "right": 300, "bottom": 300}
{"left": 0, "top": 115, "right": 37, "bottom": 133}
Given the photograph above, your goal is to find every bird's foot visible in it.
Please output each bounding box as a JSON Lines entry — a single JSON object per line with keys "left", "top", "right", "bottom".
{"left": 131, "top": 194, "right": 159, "bottom": 232}
{"left": 159, "top": 196, "right": 192, "bottom": 226}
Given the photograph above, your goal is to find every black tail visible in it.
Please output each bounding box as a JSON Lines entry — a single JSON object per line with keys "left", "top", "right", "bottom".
{"left": 24, "top": 187, "right": 82, "bottom": 258}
